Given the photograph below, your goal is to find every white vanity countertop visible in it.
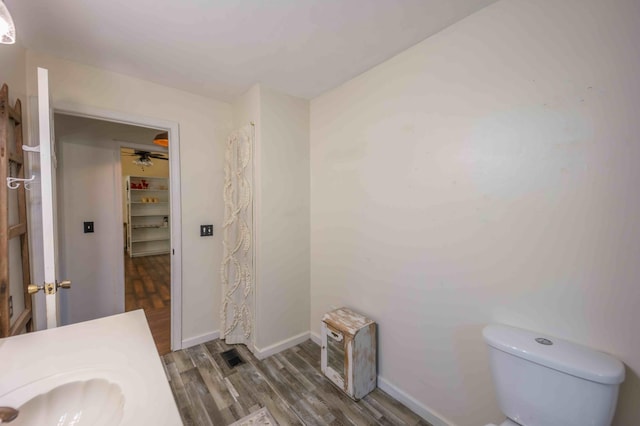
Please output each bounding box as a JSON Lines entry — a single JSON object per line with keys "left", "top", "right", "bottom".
{"left": 0, "top": 310, "right": 182, "bottom": 425}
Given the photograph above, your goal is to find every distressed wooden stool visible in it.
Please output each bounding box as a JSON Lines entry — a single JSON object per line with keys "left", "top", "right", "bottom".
{"left": 321, "top": 307, "right": 377, "bottom": 400}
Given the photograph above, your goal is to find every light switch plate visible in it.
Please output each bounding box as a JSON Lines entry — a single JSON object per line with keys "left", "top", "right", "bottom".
{"left": 200, "top": 224, "right": 213, "bottom": 237}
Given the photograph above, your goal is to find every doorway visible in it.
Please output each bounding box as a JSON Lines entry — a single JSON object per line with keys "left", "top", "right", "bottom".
{"left": 52, "top": 109, "right": 181, "bottom": 354}
{"left": 121, "top": 147, "right": 171, "bottom": 355}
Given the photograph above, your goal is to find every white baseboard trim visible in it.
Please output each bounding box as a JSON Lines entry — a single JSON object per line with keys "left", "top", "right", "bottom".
{"left": 254, "top": 331, "right": 311, "bottom": 360}
{"left": 377, "top": 376, "right": 453, "bottom": 426}
{"left": 311, "top": 331, "right": 452, "bottom": 425}
{"left": 310, "top": 331, "right": 321, "bottom": 345}
{"left": 182, "top": 330, "right": 220, "bottom": 349}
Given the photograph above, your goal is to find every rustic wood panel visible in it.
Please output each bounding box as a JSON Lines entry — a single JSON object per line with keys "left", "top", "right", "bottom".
{"left": 163, "top": 339, "right": 432, "bottom": 426}
{"left": 0, "top": 83, "right": 11, "bottom": 337}
{"left": 0, "top": 84, "right": 32, "bottom": 337}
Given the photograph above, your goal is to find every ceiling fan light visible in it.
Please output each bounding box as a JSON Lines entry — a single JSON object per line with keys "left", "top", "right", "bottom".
{"left": 153, "top": 131, "right": 169, "bottom": 147}
{"left": 133, "top": 158, "right": 153, "bottom": 167}
{"left": 0, "top": 1, "right": 16, "bottom": 45}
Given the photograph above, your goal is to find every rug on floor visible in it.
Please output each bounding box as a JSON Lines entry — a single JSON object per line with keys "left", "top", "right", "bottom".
{"left": 228, "top": 407, "right": 278, "bottom": 426}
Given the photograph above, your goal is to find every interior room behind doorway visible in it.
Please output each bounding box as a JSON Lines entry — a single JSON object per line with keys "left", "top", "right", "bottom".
{"left": 55, "top": 113, "right": 171, "bottom": 354}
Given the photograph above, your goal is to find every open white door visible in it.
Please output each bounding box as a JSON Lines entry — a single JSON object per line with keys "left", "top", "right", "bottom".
{"left": 37, "top": 67, "right": 68, "bottom": 329}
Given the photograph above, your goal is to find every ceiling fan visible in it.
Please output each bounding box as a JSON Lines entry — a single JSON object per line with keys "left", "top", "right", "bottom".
{"left": 122, "top": 150, "right": 168, "bottom": 169}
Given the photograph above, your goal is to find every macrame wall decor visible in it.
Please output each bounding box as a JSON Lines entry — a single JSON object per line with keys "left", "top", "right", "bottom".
{"left": 220, "top": 124, "right": 254, "bottom": 347}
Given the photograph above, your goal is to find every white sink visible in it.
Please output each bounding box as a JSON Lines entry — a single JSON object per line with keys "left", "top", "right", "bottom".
{"left": 2, "top": 378, "right": 124, "bottom": 426}
{"left": 0, "top": 312, "right": 181, "bottom": 425}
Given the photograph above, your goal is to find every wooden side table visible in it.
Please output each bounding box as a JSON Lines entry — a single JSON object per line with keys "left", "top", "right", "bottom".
{"left": 321, "top": 307, "right": 377, "bottom": 400}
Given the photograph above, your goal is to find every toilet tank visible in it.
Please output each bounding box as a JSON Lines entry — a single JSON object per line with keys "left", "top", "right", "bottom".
{"left": 483, "top": 325, "right": 625, "bottom": 426}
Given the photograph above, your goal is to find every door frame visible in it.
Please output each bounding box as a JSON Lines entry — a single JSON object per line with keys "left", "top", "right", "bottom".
{"left": 53, "top": 102, "right": 183, "bottom": 351}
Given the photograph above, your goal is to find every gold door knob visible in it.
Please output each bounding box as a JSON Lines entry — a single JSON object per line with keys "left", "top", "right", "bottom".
{"left": 27, "top": 284, "right": 43, "bottom": 294}
{"left": 27, "top": 281, "right": 71, "bottom": 295}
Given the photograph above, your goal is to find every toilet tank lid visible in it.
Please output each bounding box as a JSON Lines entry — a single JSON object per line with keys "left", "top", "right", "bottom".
{"left": 483, "top": 324, "right": 625, "bottom": 385}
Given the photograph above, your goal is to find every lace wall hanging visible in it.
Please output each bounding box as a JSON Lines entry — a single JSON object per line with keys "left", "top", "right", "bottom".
{"left": 220, "top": 124, "right": 254, "bottom": 347}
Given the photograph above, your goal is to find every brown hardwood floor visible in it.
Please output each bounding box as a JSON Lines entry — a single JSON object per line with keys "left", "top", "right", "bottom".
{"left": 125, "top": 253, "right": 171, "bottom": 355}
{"left": 163, "top": 339, "right": 432, "bottom": 426}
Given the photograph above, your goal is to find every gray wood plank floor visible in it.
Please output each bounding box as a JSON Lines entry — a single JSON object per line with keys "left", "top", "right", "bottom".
{"left": 162, "top": 339, "right": 432, "bottom": 426}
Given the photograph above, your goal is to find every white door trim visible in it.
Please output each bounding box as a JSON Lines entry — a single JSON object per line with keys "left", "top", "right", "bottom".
{"left": 53, "top": 102, "right": 183, "bottom": 351}
{"left": 36, "top": 68, "right": 59, "bottom": 329}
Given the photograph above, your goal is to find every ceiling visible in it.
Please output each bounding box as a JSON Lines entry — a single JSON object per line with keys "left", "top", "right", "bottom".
{"left": 8, "top": 0, "right": 496, "bottom": 101}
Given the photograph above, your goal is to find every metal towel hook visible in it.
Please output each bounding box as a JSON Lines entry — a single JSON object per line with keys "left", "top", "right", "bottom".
{"left": 6, "top": 175, "right": 36, "bottom": 190}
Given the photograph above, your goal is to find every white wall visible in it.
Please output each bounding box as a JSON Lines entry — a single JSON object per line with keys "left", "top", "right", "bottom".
{"left": 309, "top": 0, "right": 640, "bottom": 425}
{"left": 25, "top": 51, "right": 232, "bottom": 343}
{"left": 232, "top": 84, "right": 260, "bottom": 131}
{"left": 256, "top": 87, "right": 310, "bottom": 351}
{"left": 0, "top": 44, "right": 26, "bottom": 100}
{"left": 232, "top": 84, "right": 310, "bottom": 354}
{"left": 58, "top": 138, "right": 122, "bottom": 325}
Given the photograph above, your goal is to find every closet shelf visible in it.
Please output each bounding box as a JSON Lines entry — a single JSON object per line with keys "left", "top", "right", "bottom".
{"left": 131, "top": 202, "right": 168, "bottom": 204}
{"left": 126, "top": 176, "right": 170, "bottom": 257}
{"left": 132, "top": 237, "right": 170, "bottom": 243}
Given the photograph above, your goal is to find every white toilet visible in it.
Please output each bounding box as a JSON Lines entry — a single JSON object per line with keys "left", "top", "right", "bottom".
{"left": 482, "top": 324, "right": 625, "bottom": 426}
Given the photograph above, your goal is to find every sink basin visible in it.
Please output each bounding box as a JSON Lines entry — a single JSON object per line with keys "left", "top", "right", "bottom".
{"left": 0, "top": 312, "right": 181, "bottom": 424}
{"left": 5, "top": 379, "right": 124, "bottom": 426}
